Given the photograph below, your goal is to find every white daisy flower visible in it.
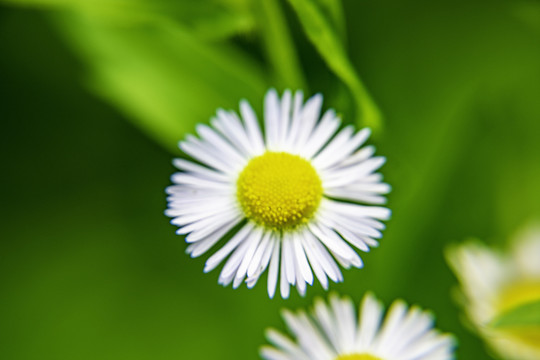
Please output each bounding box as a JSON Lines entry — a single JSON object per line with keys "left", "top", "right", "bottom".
{"left": 261, "top": 293, "right": 455, "bottom": 360}
{"left": 166, "top": 89, "right": 391, "bottom": 298}
{"left": 446, "top": 223, "right": 540, "bottom": 360}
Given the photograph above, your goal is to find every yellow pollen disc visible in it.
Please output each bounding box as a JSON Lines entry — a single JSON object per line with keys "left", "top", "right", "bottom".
{"left": 495, "top": 279, "right": 540, "bottom": 350}
{"left": 236, "top": 151, "right": 323, "bottom": 230}
{"left": 335, "top": 354, "right": 383, "bottom": 360}
{"left": 496, "top": 279, "right": 540, "bottom": 313}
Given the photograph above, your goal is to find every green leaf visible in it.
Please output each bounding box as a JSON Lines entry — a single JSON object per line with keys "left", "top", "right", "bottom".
{"left": 286, "top": 0, "right": 382, "bottom": 130}
{"left": 2, "top": 0, "right": 257, "bottom": 41}
{"left": 491, "top": 300, "right": 540, "bottom": 328}
{"left": 254, "top": 0, "right": 307, "bottom": 91}
{"left": 53, "top": 11, "right": 268, "bottom": 152}
{"left": 313, "top": 0, "right": 346, "bottom": 41}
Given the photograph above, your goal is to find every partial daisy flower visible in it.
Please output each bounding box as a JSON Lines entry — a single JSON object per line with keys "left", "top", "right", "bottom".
{"left": 446, "top": 223, "right": 540, "bottom": 360}
{"left": 261, "top": 293, "right": 455, "bottom": 360}
{"left": 166, "top": 89, "right": 391, "bottom": 298}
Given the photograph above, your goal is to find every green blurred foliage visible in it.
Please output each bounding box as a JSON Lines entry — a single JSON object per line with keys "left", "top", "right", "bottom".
{"left": 2, "top": 0, "right": 378, "bottom": 146}
{"left": 287, "top": 0, "right": 382, "bottom": 130}
{"left": 1, "top": 0, "right": 540, "bottom": 359}
{"left": 3, "top": 0, "right": 256, "bottom": 37}
{"left": 56, "top": 12, "right": 268, "bottom": 153}
{"left": 491, "top": 300, "right": 540, "bottom": 328}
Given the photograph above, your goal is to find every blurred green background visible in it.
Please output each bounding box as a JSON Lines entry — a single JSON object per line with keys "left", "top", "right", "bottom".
{"left": 1, "top": 0, "right": 540, "bottom": 359}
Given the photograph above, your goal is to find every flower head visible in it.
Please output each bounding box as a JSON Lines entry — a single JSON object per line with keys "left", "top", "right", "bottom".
{"left": 446, "top": 223, "right": 540, "bottom": 360}
{"left": 166, "top": 89, "right": 391, "bottom": 298}
{"left": 261, "top": 293, "right": 455, "bottom": 360}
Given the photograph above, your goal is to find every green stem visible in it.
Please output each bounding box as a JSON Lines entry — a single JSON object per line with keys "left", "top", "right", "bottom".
{"left": 257, "top": 0, "right": 308, "bottom": 91}
{"left": 286, "top": 0, "right": 382, "bottom": 132}
{"left": 349, "top": 71, "right": 382, "bottom": 132}
{"left": 316, "top": 0, "right": 347, "bottom": 43}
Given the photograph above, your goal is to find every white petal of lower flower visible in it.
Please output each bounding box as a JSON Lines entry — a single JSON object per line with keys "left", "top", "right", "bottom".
{"left": 166, "top": 89, "right": 391, "bottom": 298}
{"left": 356, "top": 294, "right": 384, "bottom": 348}
{"left": 261, "top": 293, "right": 456, "bottom": 360}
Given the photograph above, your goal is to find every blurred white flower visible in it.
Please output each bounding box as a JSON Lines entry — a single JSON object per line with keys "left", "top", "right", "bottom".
{"left": 446, "top": 223, "right": 540, "bottom": 360}
{"left": 261, "top": 293, "right": 455, "bottom": 360}
{"left": 166, "top": 89, "right": 390, "bottom": 298}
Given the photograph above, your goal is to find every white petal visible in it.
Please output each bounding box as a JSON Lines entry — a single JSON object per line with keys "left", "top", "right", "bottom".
{"left": 247, "top": 231, "right": 273, "bottom": 277}
{"left": 211, "top": 110, "right": 252, "bottom": 158}
{"left": 280, "top": 244, "right": 291, "bottom": 299}
{"left": 265, "top": 328, "right": 308, "bottom": 359}
{"left": 313, "top": 297, "right": 340, "bottom": 350}
{"left": 277, "top": 89, "right": 292, "bottom": 150}
{"left": 322, "top": 157, "right": 386, "bottom": 188}
{"left": 283, "top": 90, "right": 304, "bottom": 149}
{"left": 372, "top": 299, "right": 408, "bottom": 352}
{"left": 170, "top": 202, "right": 236, "bottom": 226}
{"left": 304, "top": 230, "right": 343, "bottom": 283}
{"left": 323, "top": 199, "right": 391, "bottom": 221}
{"left": 329, "top": 145, "right": 375, "bottom": 169}
{"left": 292, "top": 94, "right": 323, "bottom": 154}
{"left": 308, "top": 222, "right": 360, "bottom": 262}
{"left": 247, "top": 234, "right": 276, "bottom": 285}
{"left": 179, "top": 137, "right": 236, "bottom": 175}
{"left": 196, "top": 123, "right": 247, "bottom": 166}
{"left": 264, "top": 89, "right": 281, "bottom": 151}
{"left": 300, "top": 232, "right": 329, "bottom": 289}
{"left": 324, "top": 188, "right": 388, "bottom": 205}
{"left": 204, "top": 222, "right": 254, "bottom": 273}
{"left": 311, "top": 126, "right": 354, "bottom": 170}
{"left": 240, "top": 100, "right": 265, "bottom": 155}
{"left": 172, "top": 158, "right": 231, "bottom": 182}
{"left": 300, "top": 109, "right": 340, "bottom": 159}
{"left": 175, "top": 208, "right": 239, "bottom": 237}
{"left": 356, "top": 293, "right": 384, "bottom": 349}
{"left": 170, "top": 173, "right": 232, "bottom": 190}
{"left": 314, "top": 128, "right": 371, "bottom": 170}
{"left": 293, "top": 234, "right": 314, "bottom": 285}
{"left": 234, "top": 227, "right": 265, "bottom": 283}
{"left": 316, "top": 207, "right": 382, "bottom": 241}
{"left": 219, "top": 233, "right": 254, "bottom": 281}
{"left": 166, "top": 197, "right": 233, "bottom": 217}
{"left": 267, "top": 238, "right": 281, "bottom": 298}
{"left": 282, "top": 234, "right": 297, "bottom": 285}
{"left": 186, "top": 217, "right": 242, "bottom": 257}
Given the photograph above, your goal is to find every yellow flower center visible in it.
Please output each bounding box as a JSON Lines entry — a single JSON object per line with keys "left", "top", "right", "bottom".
{"left": 335, "top": 354, "right": 383, "bottom": 360}
{"left": 495, "top": 279, "right": 540, "bottom": 350}
{"left": 496, "top": 280, "right": 540, "bottom": 313}
{"left": 236, "top": 152, "right": 323, "bottom": 230}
